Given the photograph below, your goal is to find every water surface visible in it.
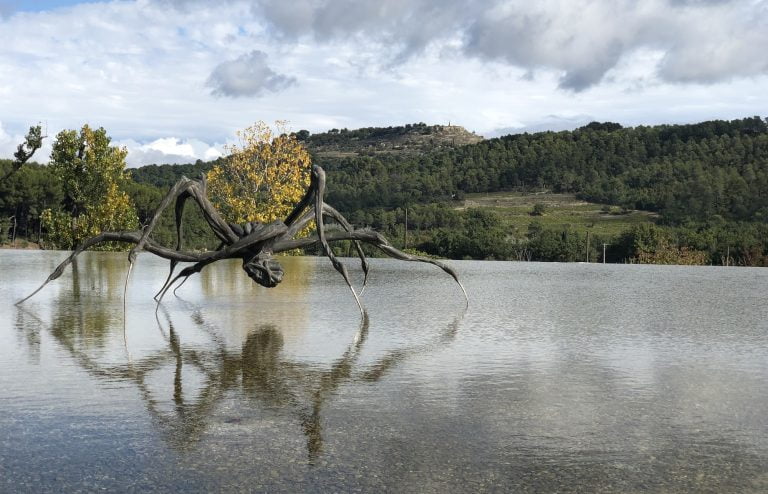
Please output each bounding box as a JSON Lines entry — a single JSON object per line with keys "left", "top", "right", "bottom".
{"left": 1, "top": 251, "right": 767, "bottom": 492}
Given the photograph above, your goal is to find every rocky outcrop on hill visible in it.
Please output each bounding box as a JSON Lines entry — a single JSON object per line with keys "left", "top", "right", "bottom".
{"left": 303, "top": 123, "right": 483, "bottom": 157}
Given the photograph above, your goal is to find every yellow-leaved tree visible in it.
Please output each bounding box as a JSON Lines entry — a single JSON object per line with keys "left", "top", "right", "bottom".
{"left": 42, "top": 125, "right": 138, "bottom": 250}
{"left": 206, "top": 121, "right": 312, "bottom": 226}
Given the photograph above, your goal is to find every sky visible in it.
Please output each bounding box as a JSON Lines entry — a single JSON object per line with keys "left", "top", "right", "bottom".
{"left": 1, "top": 0, "right": 767, "bottom": 166}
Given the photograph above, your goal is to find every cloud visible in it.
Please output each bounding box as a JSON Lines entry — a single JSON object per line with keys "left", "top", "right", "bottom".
{"left": 254, "top": 0, "right": 472, "bottom": 64}
{"left": 112, "top": 137, "right": 224, "bottom": 168}
{"left": 0, "top": 121, "right": 17, "bottom": 157}
{"left": 462, "top": 1, "right": 636, "bottom": 91}
{"left": 2, "top": 0, "right": 768, "bottom": 163}
{"left": 118, "top": 137, "right": 224, "bottom": 167}
{"left": 207, "top": 50, "right": 296, "bottom": 98}
{"left": 669, "top": 0, "right": 732, "bottom": 5}
{"left": 655, "top": 1, "right": 768, "bottom": 83}
{"left": 489, "top": 114, "right": 596, "bottom": 137}
{"left": 248, "top": 0, "right": 768, "bottom": 90}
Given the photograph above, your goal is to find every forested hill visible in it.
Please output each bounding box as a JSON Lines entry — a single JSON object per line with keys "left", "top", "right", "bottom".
{"left": 313, "top": 116, "right": 768, "bottom": 224}
{"left": 126, "top": 117, "right": 768, "bottom": 225}
{"left": 129, "top": 159, "right": 220, "bottom": 189}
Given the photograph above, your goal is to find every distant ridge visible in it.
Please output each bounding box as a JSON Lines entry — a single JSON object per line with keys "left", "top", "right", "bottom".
{"left": 299, "top": 122, "right": 483, "bottom": 157}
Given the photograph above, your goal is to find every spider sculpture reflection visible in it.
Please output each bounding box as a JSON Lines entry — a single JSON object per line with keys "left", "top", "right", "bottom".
{"left": 18, "top": 165, "right": 467, "bottom": 313}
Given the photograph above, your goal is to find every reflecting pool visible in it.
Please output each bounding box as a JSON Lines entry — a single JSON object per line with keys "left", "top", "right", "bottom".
{"left": 1, "top": 251, "right": 767, "bottom": 492}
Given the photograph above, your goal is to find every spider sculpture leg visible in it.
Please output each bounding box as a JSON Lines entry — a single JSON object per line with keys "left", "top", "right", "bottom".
{"left": 311, "top": 166, "right": 364, "bottom": 315}
{"left": 120, "top": 175, "right": 239, "bottom": 300}
{"left": 152, "top": 189, "right": 192, "bottom": 300}
{"left": 155, "top": 220, "right": 289, "bottom": 304}
{"left": 153, "top": 187, "right": 225, "bottom": 300}
{"left": 15, "top": 231, "right": 207, "bottom": 305}
{"left": 278, "top": 166, "right": 464, "bottom": 308}
{"left": 132, "top": 174, "right": 239, "bottom": 263}
{"left": 272, "top": 228, "right": 468, "bottom": 306}
{"left": 283, "top": 202, "right": 371, "bottom": 295}
{"left": 280, "top": 169, "right": 371, "bottom": 296}
{"left": 17, "top": 176, "right": 288, "bottom": 305}
{"left": 321, "top": 204, "right": 370, "bottom": 293}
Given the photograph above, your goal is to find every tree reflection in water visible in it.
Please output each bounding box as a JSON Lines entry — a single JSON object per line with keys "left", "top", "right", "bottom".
{"left": 18, "top": 301, "right": 464, "bottom": 462}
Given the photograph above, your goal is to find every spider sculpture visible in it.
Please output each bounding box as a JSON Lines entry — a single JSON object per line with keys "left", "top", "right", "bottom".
{"left": 18, "top": 165, "right": 467, "bottom": 313}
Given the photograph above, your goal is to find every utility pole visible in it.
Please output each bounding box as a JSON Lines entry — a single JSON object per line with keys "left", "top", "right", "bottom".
{"left": 38, "top": 202, "right": 45, "bottom": 244}
{"left": 585, "top": 230, "right": 590, "bottom": 262}
{"left": 404, "top": 207, "right": 408, "bottom": 250}
{"left": 10, "top": 216, "right": 16, "bottom": 248}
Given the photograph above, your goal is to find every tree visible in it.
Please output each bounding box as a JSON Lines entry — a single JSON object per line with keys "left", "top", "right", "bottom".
{"left": 531, "top": 203, "right": 546, "bottom": 216}
{"left": 0, "top": 161, "right": 62, "bottom": 244}
{"left": 612, "top": 223, "right": 708, "bottom": 265}
{"left": 0, "top": 125, "right": 44, "bottom": 183}
{"left": 42, "top": 125, "right": 138, "bottom": 250}
{"left": 420, "top": 208, "right": 510, "bottom": 260}
{"left": 206, "top": 121, "right": 312, "bottom": 226}
{"left": 526, "top": 226, "right": 586, "bottom": 262}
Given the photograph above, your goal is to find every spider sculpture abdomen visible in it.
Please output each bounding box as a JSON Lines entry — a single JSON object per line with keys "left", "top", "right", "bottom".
{"left": 228, "top": 221, "right": 286, "bottom": 288}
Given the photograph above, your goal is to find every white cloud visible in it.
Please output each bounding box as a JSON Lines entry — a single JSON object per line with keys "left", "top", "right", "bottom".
{"left": 117, "top": 137, "right": 224, "bottom": 167}
{"left": 489, "top": 115, "right": 597, "bottom": 138}
{"left": 253, "top": 0, "right": 472, "bottom": 65}
{"left": 207, "top": 50, "right": 296, "bottom": 97}
{"left": 0, "top": 0, "right": 767, "bottom": 165}
{"left": 252, "top": 0, "right": 768, "bottom": 90}
{"left": 0, "top": 121, "right": 16, "bottom": 158}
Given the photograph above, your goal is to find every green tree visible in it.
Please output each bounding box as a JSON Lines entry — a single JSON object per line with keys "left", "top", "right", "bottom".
{"left": 0, "top": 125, "right": 44, "bottom": 183}
{"left": 420, "top": 208, "right": 510, "bottom": 260}
{"left": 0, "top": 162, "right": 62, "bottom": 244}
{"left": 42, "top": 125, "right": 138, "bottom": 250}
{"left": 531, "top": 203, "right": 546, "bottom": 216}
{"left": 527, "top": 226, "right": 587, "bottom": 262}
{"left": 613, "top": 223, "right": 708, "bottom": 265}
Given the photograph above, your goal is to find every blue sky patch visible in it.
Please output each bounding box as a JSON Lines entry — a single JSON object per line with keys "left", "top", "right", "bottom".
{"left": 11, "top": 0, "right": 97, "bottom": 13}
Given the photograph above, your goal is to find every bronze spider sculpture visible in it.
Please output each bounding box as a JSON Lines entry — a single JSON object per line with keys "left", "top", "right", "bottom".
{"left": 18, "top": 165, "right": 467, "bottom": 313}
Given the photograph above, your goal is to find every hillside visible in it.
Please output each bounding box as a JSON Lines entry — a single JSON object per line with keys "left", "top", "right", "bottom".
{"left": 128, "top": 123, "right": 483, "bottom": 187}
{"left": 316, "top": 116, "right": 768, "bottom": 223}
{"left": 459, "top": 191, "right": 656, "bottom": 237}
{"left": 300, "top": 122, "right": 483, "bottom": 157}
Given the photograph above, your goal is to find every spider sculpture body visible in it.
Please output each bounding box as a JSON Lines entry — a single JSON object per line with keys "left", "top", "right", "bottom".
{"left": 18, "top": 165, "right": 467, "bottom": 313}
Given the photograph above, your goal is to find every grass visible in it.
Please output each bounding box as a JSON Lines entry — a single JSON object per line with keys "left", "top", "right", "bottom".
{"left": 460, "top": 191, "right": 657, "bottom": 237}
